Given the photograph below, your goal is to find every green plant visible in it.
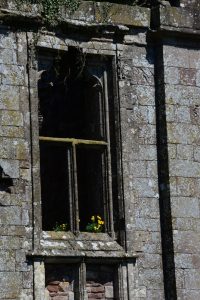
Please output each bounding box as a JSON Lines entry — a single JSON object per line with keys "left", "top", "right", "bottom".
{"left": 53, "top": 222, "right": 68, "bottom": 231}
{"left": 86, "top": 215, "right": 104, "bottom": 233}
{"left": 41, "top": 0, "right": 80, "bottom": 24}
{"left": 15, "top": 0, "right": 80, "bottom": 25}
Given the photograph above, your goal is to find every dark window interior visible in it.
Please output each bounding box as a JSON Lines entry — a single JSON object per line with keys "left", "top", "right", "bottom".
{"left": 38, "top": 48, "right": 106, "bottom": 141}
{"left": 40, "top": 142, "right": 70, "bottom": 230}
{"left": 77, "top": 147, "right": 106, "bottom": 230}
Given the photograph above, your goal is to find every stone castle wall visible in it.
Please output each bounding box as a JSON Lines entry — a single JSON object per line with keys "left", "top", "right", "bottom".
{"left": 0, "top": 1, "right": 200, "bottom": 299}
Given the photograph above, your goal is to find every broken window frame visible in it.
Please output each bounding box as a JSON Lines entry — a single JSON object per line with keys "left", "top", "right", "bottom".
{"left": 39, "top": 136, "right": 114, "bottom": 235}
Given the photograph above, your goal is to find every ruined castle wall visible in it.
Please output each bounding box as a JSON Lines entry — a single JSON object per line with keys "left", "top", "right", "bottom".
{"left": 118, "top": 38, "right": 164, "bottom": 298}
{"left": 0, "top": 28, "right": 34, "bottom": 299}
{"left": 163, "top": 42, "right": 200, "bottom": 299}
{"left": 0, "top": 1, "right": 200, "bottom": 299}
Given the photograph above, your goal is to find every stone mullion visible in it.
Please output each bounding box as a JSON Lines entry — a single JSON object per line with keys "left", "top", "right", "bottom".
{"left": 79, "top": 261, "right": 87, "bottom": 300}
{"left": 72, "top": 142, "right": 79, "bottom": 233}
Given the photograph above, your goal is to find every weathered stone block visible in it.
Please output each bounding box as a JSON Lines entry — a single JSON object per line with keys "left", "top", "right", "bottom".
{"left": 138, "top": 124, "right": 156, "bottom": 144}
{"left": 135, "top": 217, "right": 160, "bottom": 232}
{"left": 121, "top": 45, "right": 154, "bottom": 67}
{"left": 169, "top": 160, "right": 200, "bottom": 177}
{"left": 0, "top": 85, "right": 20, "bottom": 110}
{"left": 146, "top": 161, "right": 158, "bottom": 178}
{"left": 168, "top": 144, "right": 177, "bottom": 159}
{"left": 94, "top": 3, "right": 150, "bottom": 27}
{"left": 16, "top": 140, "right": 29, "bottom": 160}
{"left": 176, "top": 269, "right": 185, "bottom": 290}
{"left": 185, "top": 269, "right": 200, "bottom": 289}
{"left": 176, "top": 177, "right": 197, "bottom": 197}
{"left": 159, "top": 6, "right": 194, "bottom": 30}
{"left": 121, "top": 65, "right": 154, "bottom": 86}
{"left": 105, "top": 285, "right": 113, "bottom": 298}
{"left": 166, "top": 104, "right": 176, "bottom": 122}
{"left": 163, "top": 46, "right": 189, "bottom": 68}
{"left": 189, "top": 49, "right": 200, "bottom": 69}
{"left": 172, "top": 217, "right": 197, "bottom": 231}
{"left": 190, "top": 104, "right": 200, "bottom": 125}
{"left": 179, "top": 68, "right": 196, "bottom": 86}
{"left": 175, "top": 253, "right": 200, "bottom": 269}
{"left": 0, "top": 272, "right": 22, "bottom": 298}
{"left": 0, "top": 138, "right": 16, "bottom": 159}
{"left": 177, "top": 144, "right": 193, "bottom": 160}
{"left": 0, "top": 250, "right": 15, "bottom": 271}
{"left": 164, "top": 66, "right": 180, "bottom": 85}
{"left": 138, "top": 145, "right": 157, "bottom": 161}
{"left": 138, "top": 269, "right": 163, "bottom": 290}
{"left": 0, "top": 32, "right": 17, "bottom": 49}
{"left": 171, "top": 197, "right": 200, "bottom": 218}
{"left": 177, "top": 289, "right": 200, "bottom": 300}
{"left": 173, "top": 231, "right": 200, "bottom": 254}
{"left": 166, "top": 84, "right": 200, "bottom": 106}
{"left": 0, "top": 48, "right": 17, "bottom": 65}
{"left": 124, "top": 160, "right": 147, "bottom": 177}
{"left": 167, "top": 123, "right": 197, "bottom": 145}
{"left": 138, "top": 253, "right": 162, "bottom": 269}
{"left": 0, "top": 64, "right": 25, "bottom": 85}
{"left": 131, "top": 178, "right": 158, "bottom": 198}
{"left": 131, "top": 287, "right": 147, "bottom": 298}
{"left": 0, "top": 206, "right": 22, "bottom": 225}
{"left": 146, "top": 289, "right": 164, "bottom": 300}
{"left": 137, "top": 198, "right": 160, "bottom": 219}
{"left": 0, "top": 125, "right": 24, "bottom": 138}
{"left": 194, "top": 146, "right": 200, "bottom": 162}
{"left": 2, "top": 110, "right": 23, "bottom": 126}
{"left": 0, "top": 158, "right": 19, "bottom": 178}
{"left": 176, "top": 106, "right": 191, "bottom": 124}
{"left": 23, "top": 271, "right": 34, "bottom": 289}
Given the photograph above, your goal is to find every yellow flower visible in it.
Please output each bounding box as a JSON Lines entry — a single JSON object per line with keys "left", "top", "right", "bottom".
{"left": 97, "top": 215, "right": 101, "bottom": 220}
{"left": 91, "top": 216, "right": 95, "bottom": 221}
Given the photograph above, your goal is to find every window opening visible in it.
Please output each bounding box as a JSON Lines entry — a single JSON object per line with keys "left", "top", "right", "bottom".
{"left": 45, "top": 262, "right": 119, "bottom": 300}
{"left": 38, "top": 47, "right": 118, "bottom": 236}
{"left": 45, "top": 263, "right": 79, "bottom": 300}
{"left": 86, "top": 264, "right": 118, "bottom": 300}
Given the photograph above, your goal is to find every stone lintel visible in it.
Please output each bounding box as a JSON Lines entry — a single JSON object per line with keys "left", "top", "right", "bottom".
{"left": 152, "top": 5, "right": 200, "bottom": 34}
{"left": 0, "top": 1, "right": 150, "bottom": 29}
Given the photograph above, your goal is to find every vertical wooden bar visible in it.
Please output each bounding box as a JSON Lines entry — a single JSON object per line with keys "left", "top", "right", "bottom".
{"left": 72, "top": 143, "right": 79, "bottom": 232}
{"left": 104, "top": 68, "right": 115, "bottom": 238}
{"left": 67, "top": 147, "right": 74, "bottom": 231}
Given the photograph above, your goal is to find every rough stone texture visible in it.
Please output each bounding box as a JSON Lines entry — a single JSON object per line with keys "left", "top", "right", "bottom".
{"left": 0, "top": 1, "right": 200, "bottom": 299}
{"left": 0, "top": 26, "right": 33, "bottom": 300}
{"left": 163, "top": 43, "right": 200, "bottom": 299}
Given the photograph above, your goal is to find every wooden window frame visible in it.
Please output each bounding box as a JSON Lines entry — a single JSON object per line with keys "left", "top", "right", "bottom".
{"left": 38, "top": 51, "right": 121, "bottom": 239}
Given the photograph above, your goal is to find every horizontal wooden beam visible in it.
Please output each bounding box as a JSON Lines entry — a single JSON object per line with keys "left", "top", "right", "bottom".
{"left": 39, "top": 136, "right": 108, "bottom": 146}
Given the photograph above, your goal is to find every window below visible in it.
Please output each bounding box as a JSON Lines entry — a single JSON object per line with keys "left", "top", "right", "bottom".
{"left": 45, "top": 262, "right": 118, "bottom": 300}
{"left": 38, "top": 47, "right": 121, "bottom": 239}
